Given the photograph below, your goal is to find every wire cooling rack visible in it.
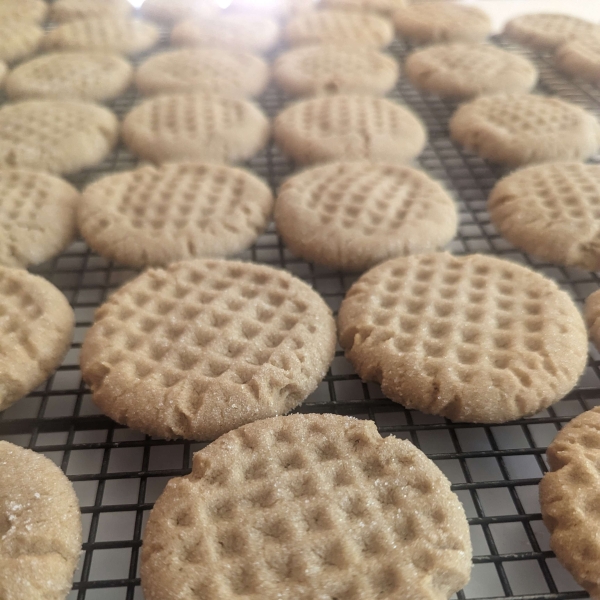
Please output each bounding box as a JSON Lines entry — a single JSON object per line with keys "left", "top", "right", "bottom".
{"left": 2, "top": 16, "right": 600, "bottom": 600}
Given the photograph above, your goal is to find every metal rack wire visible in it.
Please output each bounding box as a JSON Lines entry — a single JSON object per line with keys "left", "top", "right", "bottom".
{"left": 1, "top": 21, "right": 599, "bottom": 600}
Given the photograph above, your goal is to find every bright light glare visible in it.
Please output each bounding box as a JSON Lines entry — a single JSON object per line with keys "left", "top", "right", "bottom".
{"left": 216, "top": 0, "right": 232, "bottom": 8}
{"left": 128, "top": 0, "right": 146, "bottom": 7}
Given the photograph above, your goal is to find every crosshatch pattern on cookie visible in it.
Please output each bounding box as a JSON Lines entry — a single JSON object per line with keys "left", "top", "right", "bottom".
{"left": 79, "top": 163, "right": 273, "bottom": 267}
{"left": 80, "top": 260, "right": 336, "bottom": 440}
{"left": 0, "top": 267, "right": 74, "bottom": 412}
{"left": 338, "top": 253, "right": 587, "bottom": 423}
{"left": 0, "top": 169, "right": 78, "bottom": 268}
{"left": 275, "top": 162, "right": 456, "bottom": 269}
{"left": 274, "top": 45, "right": 398, "bottom": 96}
{"left": 540, "top": 406, "right": 600, "bottom": 598}
{"left": 285, "top": 10, "right": 394, "bottom": 47}
{"left": 489, "top": 162, "right": 600, "bottom": 270}
{"left": 141, "top": 414, "right": 472, "bottom": 600}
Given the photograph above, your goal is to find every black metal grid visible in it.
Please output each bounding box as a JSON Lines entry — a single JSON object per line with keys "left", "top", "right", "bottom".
{"left": 1, "top": 18, "right": 600, "bottom": 600}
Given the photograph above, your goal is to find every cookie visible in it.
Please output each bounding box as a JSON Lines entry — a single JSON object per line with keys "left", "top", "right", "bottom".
{"left": 405, "top": 43, "right": 538, "bottom": 100}
{"left": 586, "top": 289, "right": 600, "bottom": 352}
{"left": 273, "top": 44, "right": 399, "bottom": 97}
{"left": 504, "top": 13, "right": 600, "bottom": 51}
{"left": 0, "top": 62, "right": 7, "bottom": 88}
{"left": 0, "top": 169, "right": 79, "bottom": 269}
{"left": 285, "top": 10, "right": 394, "bottom": 48}
{"left": 274, "top": 95, "right": 426, "bottom": 165}
{"left": 0, "top": 21, "right": 43, "bottom": 64}
{"left": 338, "top": 252, "right": 588, "bottom": 423}
{"left": 393, "top": 2, "right": 491, "bottom": 44}
{"left": 122, "top": 93, "right": 269, "bottom": 164}
{"left": 141, "top": 413, "right": 472, "bottom": 600}
{"left": 78, "top": 162, "right": 273, "bottom": 267}
{"left": 539, "top": 407, "right": 600, "bottom": 599}
{"left": 171, "top": 15, "right": 280, "bottom": 54}
{"left": 0, "top": 100, "right": 118, "bottom": 175}
{"left": 555, "top": 33, "right": 600, "bottom": 84}
{"left": 50, "top": 0, "right": 133, "bottom": 22}
{"left": 141, "top": 0, "right": 217, "bottom": 22}
{"left": 43, "top": 17, "right": 160, "bottom": 56}
{"left": 135, "top": 48, "right": 269, "bottom": 98}
{"left": 449, "top": 93, "right": 600, "bottom": 167}
{"left": 488, "top": 163, "right": 600, "bottom": 271}
{"left": 0, "top": 0, "right": 48, "bottom": 23}
{"left": 80, "top": 259, "right": 336, "bottom": 440}
{"left": 275, "top": 161, "right": 457, "bottom": 270}
{"left": 0, "top": 441, "right": 81, "bottom": 600}
{"left": 0, "top": 266, "right": 74, "bottom": 412}
{"left": 321, "top": 0, "right": 406, "bottom": 16}
{"left": 5, "top": 52, "right": 133, "bottom": 102}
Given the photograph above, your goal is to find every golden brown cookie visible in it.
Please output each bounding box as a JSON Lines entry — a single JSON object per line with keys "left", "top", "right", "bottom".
{"left": 274, "top": 95, "right": 427, "bottom": 165}
{"left": 0, "top": 266, "right": 74, "bottom": 413}
{"left": 0, "top": 0, "right": 48, "bottom": 23}
{"left": 555, "top": 33, "right": 600, "bottom": 84}
{"left": 275, "top": 161, "right": 457, "bottom": 270}
{"left": 585, "top": 289, "right": 600, "bottom": 353}
{"left": 135, "top": 48, "right": 269, "bottom": 98}
{"left": 141, "top": 413, "right": 472, "bottom": 600}
{"left": 50, "top": 0, "right": 133, "bottom": 22}
{"left": 273, "top": 44, "right": 398, "bottom": 97}
{"left": 0, "top": 441, "right": 81, "bottom": 600}
{"left": 449, "top": 93, "right": 600, "bottom": 167}
{"left": 121, "top": 93, "right": 270, "bottom": 164}
{"left": 540, "top": 407, "right": 600, "bottom": 599}
{"left": 0, "top": 21, "right": 43, "bottom": 64}
{"left": 393, "top": 2, "right": 491, "bottom": 44}
{"left": 338, "top": 252, "right": 588, "bottom": 423}
{"left": 80, "top": 259, "right": 337, "bottom": 440}
{"left": 78, "top": 162, "right": 273, "bottom": 267}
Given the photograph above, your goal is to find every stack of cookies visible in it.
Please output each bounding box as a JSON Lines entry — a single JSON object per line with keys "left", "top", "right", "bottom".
{"left": 3, "top": 0, "right": 600, "bottom": 598}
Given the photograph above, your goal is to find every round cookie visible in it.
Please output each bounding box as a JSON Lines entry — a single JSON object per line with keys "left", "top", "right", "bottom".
{"left": 449, "top": 93, "right": 600, "bottom": 167}
{"left": 405, "top": 43, "right": 538, "bottom": 100}
{"left": 135, "top": 48, "right": 269, "bottom": 98}
{"left": 141, "top": 413, "right": 472, "bottom": 600}
{"left": 275, "top": 161, "right": 457, "bottom": 270}
{"left": 0, "top": 267, "right": 74, "bottom": 412}
{"left": 0, "top": 21, "right": 43, "bottom": 64}
{"left": 171, "top": 15, "right": 280, "bottom": 54}
{"left": 5, "top": 52, "right": 133, "bottom": 102}
{"left": 488, "top": 163, "right": 600, "bottom": 271}
{"left": 0, "top": 0, "right": 48, "bottom": 23}
{"left": 273, "top": 45, "right": 399, "bottom": 97}
{"left": 555, "top": 34, "right": 600, "bottom": 84}
{"left": 122, "top": 93, "right": 269, "bottom": 164}
{"left": 78, "top": 162, "right": 273, "bottom": 267}
{"left": 393, "top": 2, "right": 491, "bottom": 44}
{"left": 80, "top": 259, "right": 337, "bottom": 440}
{"left": 337, "top": 252, "right": 588, "bottom": 423}
{"left": 43, "top": 17, "right": 160, "bottom": 56}
{"left": 539, "top": 407, "right": 600, "bottom": 599}
{"left": 0, "top": 100, "right": 118, "bottom": 175}
{"left": 503, "top": 13, "right": 600, "bottom": 51}
{"left": 285, "top": 10, "right": 394, "bottom": 48}
{"left": 141, "top": 0, "right": 218, "bottom": 22}
{"left": 321, "top": 0, "right": 406, "bottom": 16}
{"left": 50, "top": 0, "right": 133, "bottom": 22}
{"left": 0, "top": 441, "right": 81, "bottom": 600}
{"left": 274, "top": 95, "right": 427, "bottom": 165}
{"left": 0, "top": 168, "right": 79, "bottom": 268}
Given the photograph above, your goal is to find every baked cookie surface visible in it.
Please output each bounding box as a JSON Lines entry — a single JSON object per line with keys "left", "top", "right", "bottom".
{"left": 274, "top": 94, "right": 426, "bottom": 164}
{"left": 273, "top": 44, "right": 398, "bottom": 97}
{"left": 585, "top": 289, "right": 600, "bottom": 353}
{"left": 338, "top": 252, "right": 587, "bottom": 423}
{"left": 79, "top": 162, "right": 273, "bottom": 267}
{"left": 122, "top": 93, "right": 270, "bottom": 164}
{"left": 50, "top": 0, "right": 133, "bottom": 22}
{"left": 556, "top": 33, "right": 600, "bottom": 84}
{"left": 0, "top": 0, "right": 48, "bottom": 23}
{"left": 141, "top": 413, "right": 472, "bottom": 600}
{"left": 0, "top": 441, "right": 81, "bottom": 600}
{"left": 135, "top": 47, "right": 269, "bottom": 98}
{"left": 141, "top": 0, "right": 218, "bottom": 22}
{"left": 275, "top": 161, "right": 457, "bottom": 270}
{"left": 0, "top": 21, "right": 43, "bottom": 64}
{"left": 80, "top": 259, "right": 336, "bottom": 440}
{"left": 0, "top": 266, "right": 74, "bottom": 413}
{"left": 405, "top": 43, "right": 538, "bottom": 99}
{"left": 0, "top": 99, "right": 119, "bottom": 174}
{"left": 6, "top": 52, "right": 133, "bottom": 102}
{"left": 449, "top": 93, "right": 600, "bottom": 167}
